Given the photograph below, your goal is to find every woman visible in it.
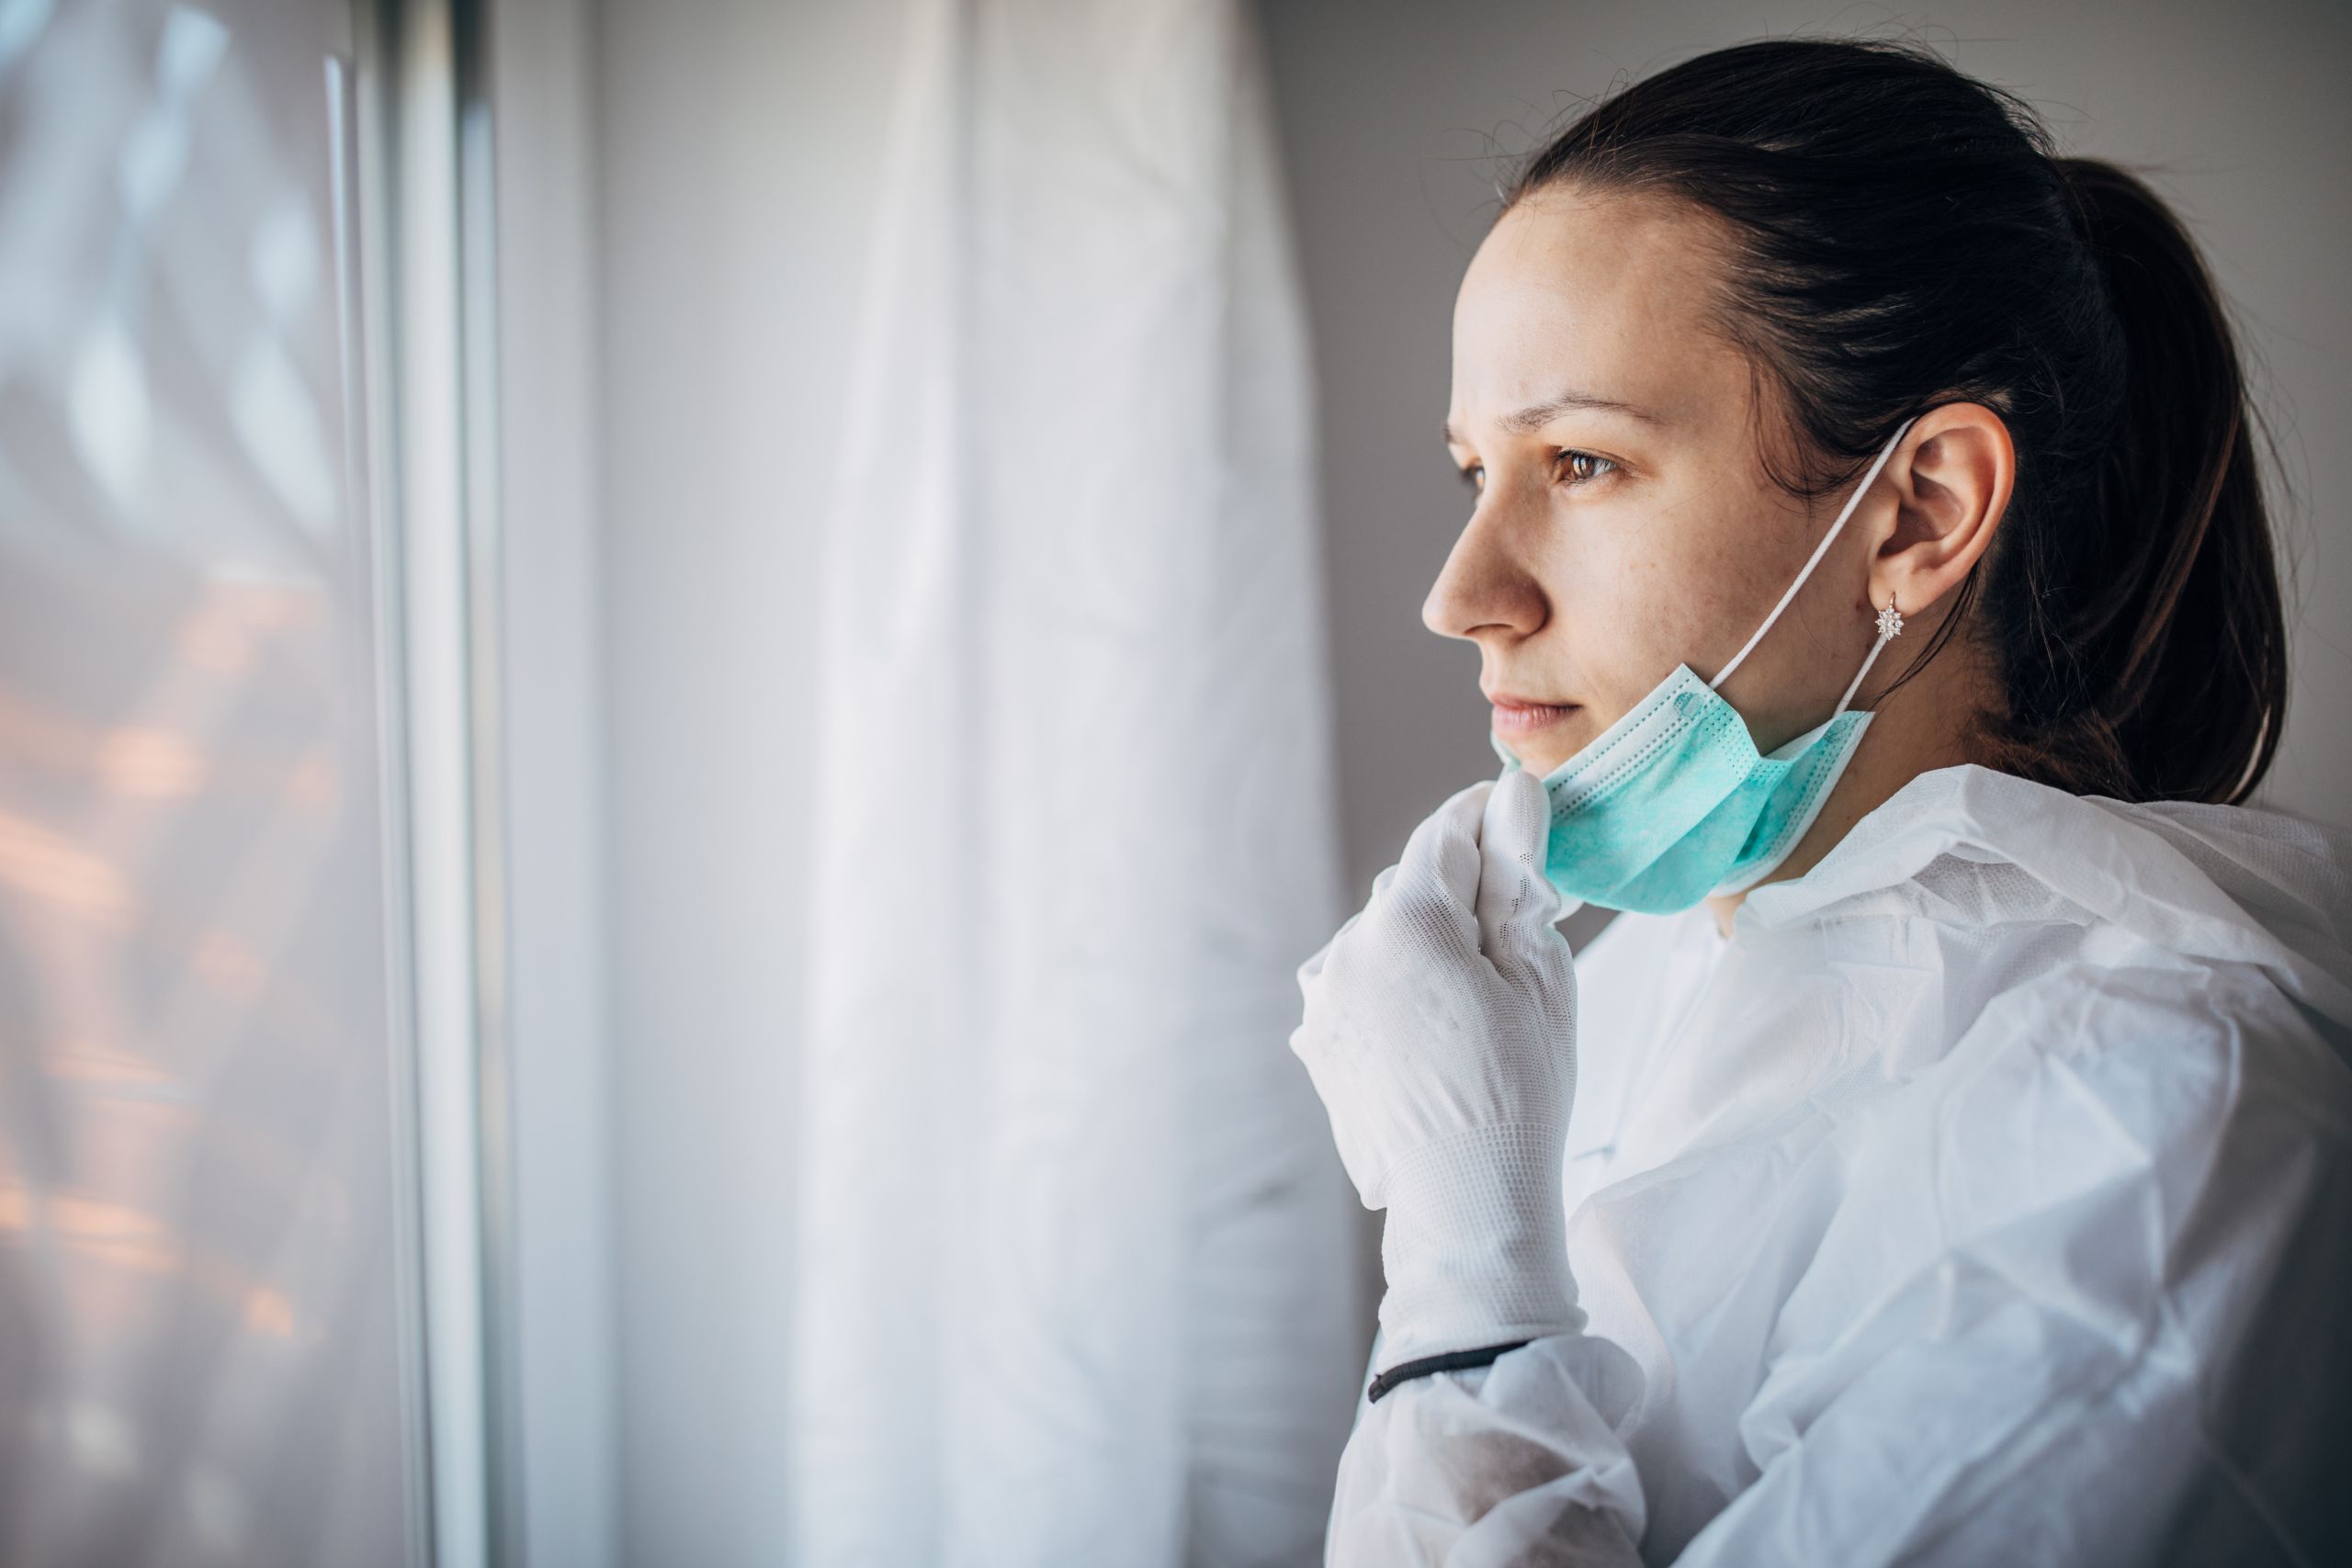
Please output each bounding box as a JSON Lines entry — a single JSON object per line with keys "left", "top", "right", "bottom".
{"left": 1288, "top": 37, "right": 2351, "bottom": 1567}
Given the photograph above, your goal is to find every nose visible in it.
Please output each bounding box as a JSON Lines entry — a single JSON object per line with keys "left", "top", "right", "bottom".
{"left": 1421, "top": 499, "right": 1549, "bottom": 644}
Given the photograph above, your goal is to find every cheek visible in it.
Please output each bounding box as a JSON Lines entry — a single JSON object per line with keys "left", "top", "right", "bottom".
{"left": 1539, "top": 510, "right": 1723, "bottom": 718}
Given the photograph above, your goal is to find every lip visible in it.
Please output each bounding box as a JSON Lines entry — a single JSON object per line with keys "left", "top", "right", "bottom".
{"left": 1487, "top": 690, "right": 1580, "bottom": 737}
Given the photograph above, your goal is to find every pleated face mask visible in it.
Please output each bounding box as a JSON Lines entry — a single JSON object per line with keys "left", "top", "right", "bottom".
{"left": 1488, "top": 414, "right": 1918, "bottom": 916}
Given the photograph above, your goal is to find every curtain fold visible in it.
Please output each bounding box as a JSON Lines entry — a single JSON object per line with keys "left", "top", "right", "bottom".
{"left": 788, "top": 0, "right": 1367, "bottom": 1562}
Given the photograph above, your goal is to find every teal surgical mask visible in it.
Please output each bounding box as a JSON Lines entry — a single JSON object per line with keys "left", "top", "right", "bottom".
{"left": 1490, "top": 415, "right": 1918, "bottom": 916}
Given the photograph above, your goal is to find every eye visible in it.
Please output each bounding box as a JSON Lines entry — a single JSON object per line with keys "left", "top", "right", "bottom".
{"left": 1556, "top": 449, "right": 1617, "bottom": 486}
{"left": 1456, "top": 462, "right": 1485, "bottom": 494}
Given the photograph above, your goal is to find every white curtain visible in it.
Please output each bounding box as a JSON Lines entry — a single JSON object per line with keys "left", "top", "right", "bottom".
{"left": 788, "top": 0, "right": 1368, "bottom": 1563}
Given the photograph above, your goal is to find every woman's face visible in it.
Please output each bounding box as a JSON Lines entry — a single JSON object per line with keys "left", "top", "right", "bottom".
{"left": 1430, "top": 186, "right": 1887, "bottom": 777}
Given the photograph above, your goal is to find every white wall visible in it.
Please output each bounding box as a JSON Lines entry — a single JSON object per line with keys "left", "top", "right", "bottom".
{"left": 593, "top": 0, "right": 913, "bottom": 1562}
{"left": 1261, "top": 0, "right": 2352, "bottom": 898}
{"left": 492, "top": 0, "right": 619, "bottom": 1563}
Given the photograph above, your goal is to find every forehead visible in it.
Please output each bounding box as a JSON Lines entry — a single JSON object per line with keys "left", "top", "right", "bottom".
{"left": 1450, "top": 187, "right": 1746, "bottom": 427}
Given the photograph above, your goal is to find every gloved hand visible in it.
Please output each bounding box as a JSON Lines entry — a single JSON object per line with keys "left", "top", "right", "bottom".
{"left": 1290, "top": 767, "right": 1582, "bottom": 1366}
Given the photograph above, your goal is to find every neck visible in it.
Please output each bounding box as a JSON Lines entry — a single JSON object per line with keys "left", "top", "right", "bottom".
{"left": 1703, "top": 634, "right": 1997, "bottom": 939}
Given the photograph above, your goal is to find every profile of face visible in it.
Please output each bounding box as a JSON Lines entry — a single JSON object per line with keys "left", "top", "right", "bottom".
{"left": 1428, "top": 186, "right": 2007, "bottom": 779}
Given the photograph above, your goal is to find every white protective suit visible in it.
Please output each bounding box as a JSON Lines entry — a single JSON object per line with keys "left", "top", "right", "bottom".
{"left": 1327, "top": 761, "right": 2352, "bottom": 1566}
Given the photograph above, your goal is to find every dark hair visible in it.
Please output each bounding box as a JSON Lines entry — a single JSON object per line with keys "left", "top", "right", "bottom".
{"left": 1499, "top": 37, "right": 2288, "bottom": 805}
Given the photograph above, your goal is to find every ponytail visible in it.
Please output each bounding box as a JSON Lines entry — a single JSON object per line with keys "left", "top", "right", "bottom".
{"left": 1973, "top": 158, "right": 2287, "bottom": 804}
{"left": 1501, "top": 39, "right": 2290, "bottom": 805}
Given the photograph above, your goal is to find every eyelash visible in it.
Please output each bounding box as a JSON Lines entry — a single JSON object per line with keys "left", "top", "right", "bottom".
{"left": 1457, "top": 449, "right": 1618, "bottom": 494}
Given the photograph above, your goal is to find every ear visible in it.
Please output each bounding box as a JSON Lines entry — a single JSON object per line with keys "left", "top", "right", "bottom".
{"left": 1868, "top": 403, "right": 2015, "bottom": 624}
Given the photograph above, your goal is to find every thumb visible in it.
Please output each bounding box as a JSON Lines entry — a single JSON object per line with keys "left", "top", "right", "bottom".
{"left": 1476, "top": 765, "right": 1560, "bottom": 963}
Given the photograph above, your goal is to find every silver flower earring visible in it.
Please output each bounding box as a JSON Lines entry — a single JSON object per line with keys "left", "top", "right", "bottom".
{"left": 1876, "top": 592, "right": 1905, "bottom": 642}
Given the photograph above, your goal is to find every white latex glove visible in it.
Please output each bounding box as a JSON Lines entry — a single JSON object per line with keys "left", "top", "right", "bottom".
{"left": 1290, "top": 767, "right": 1581, "bottom": 1367}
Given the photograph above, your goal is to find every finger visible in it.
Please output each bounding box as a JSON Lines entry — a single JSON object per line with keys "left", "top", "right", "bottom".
{"left": 1393, "top": 781, "right": 1490, "bottom": 918}
{"left": 1476, "top": 765, "right": 1561, "bottom": 963}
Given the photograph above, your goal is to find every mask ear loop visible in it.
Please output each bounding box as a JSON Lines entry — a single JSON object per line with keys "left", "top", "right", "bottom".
{"left": 1707, "top": 413, "right": 1919, "bottom": 695}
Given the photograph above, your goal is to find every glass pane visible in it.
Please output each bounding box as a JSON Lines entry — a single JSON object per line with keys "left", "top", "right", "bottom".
{"left": 0, "top": 2, "right": 424, "bottom": 1564}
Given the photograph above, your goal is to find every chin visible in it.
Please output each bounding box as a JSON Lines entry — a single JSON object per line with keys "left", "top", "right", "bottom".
{"left": 1495, "top": 731, "right": 1583, "bottom": 775}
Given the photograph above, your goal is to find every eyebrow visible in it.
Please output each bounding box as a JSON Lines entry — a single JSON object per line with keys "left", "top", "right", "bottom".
{"left": 1442, "top": 390, "right": 1665, "bottom": 446}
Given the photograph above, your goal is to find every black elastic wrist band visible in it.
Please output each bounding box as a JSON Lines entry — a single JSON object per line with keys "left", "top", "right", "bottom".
{"left": 1366, "top": 1338, "right": 1533, "bottom": 1404}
